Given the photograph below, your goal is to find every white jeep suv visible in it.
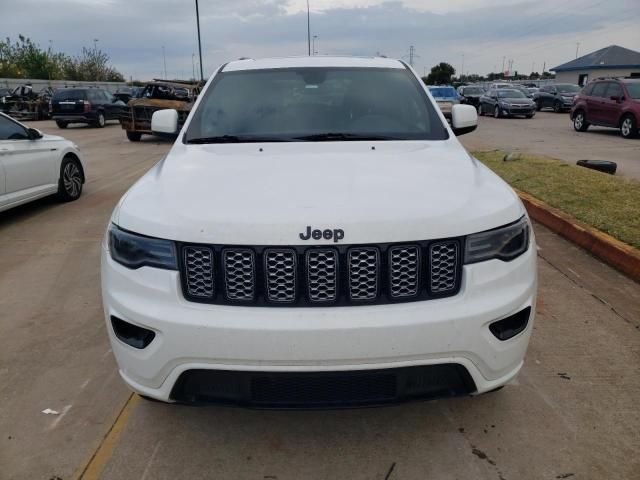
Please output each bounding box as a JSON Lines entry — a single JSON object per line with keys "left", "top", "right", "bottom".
{"left": 101, "top": 56, "right": 537, "bottom": 407}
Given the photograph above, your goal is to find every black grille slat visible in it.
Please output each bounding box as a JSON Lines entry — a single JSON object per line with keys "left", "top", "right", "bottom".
{"left": 389, "top": 246, "right": 419, "bottom": 298}
{"left": 223, "top": 249, "right": 255, "bottom": 301}
{"left": 265, "top": 249, "right": 297, "bottom": 303}
{"left": 180, "top": 240, "right": 462, "bottom": 306}
{"left": 429, "top": 242, "right": 459, "bottom": 294}
{"left": 184, "top": 247, "right": 214, "bottom": 298}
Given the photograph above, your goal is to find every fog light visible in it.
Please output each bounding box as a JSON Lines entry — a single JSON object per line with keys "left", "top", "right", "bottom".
{"left": 489, "top": 307, "right": 531, "bottom": 341}
{"left": 111, "top": 316, "right": 155, "bottom": 349}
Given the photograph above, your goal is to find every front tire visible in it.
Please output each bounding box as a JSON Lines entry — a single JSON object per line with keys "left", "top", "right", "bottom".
{"left": 535, "top": 100, "right": 542, "bottom": 111}
{"left": 573, "top": 110, "right": 589, "bottom": 132}
{"left": 94, "top": 112, "right": 106, "bottom": 128}
{"left": 494, "top": 105, "right": 501, "bottom": 118}
{"left": 620, "top": 114, "right": 638, "bottom": 139}
{"left": 478, "top": 104, "right": 484, "bottom": 116}
{"left": 553, "top": 101, "right": 562, "bottom": 113}
{"left": 126, "top": 131, "right": 142, "bottom": 142}
{"left": 57, "top": 157, "right": 84, "bottom": 202}
{"left": 56, "top": 120, "right": 68, "bottom": 129}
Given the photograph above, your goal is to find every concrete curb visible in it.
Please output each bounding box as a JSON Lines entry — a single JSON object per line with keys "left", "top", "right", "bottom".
{"left": 516, "top": 190, "right": 640, "bottom": 282}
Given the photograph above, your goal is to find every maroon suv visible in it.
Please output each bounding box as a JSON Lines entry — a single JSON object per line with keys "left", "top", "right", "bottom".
{"left": 571, "top": 78, "right": 640, "bottom": 139}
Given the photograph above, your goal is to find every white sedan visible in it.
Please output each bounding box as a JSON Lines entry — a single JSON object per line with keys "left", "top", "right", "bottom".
{"left": 0, "top": 113, "right": 85, "bottom": 212}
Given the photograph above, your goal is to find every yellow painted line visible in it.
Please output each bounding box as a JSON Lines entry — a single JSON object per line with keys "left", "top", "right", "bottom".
{"left": 74, "top": 393, "right": 141, "bottom": 480}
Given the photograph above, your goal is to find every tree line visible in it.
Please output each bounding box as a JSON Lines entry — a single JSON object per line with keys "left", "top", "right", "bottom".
{"left": 0, "top": 35, "right": 125, "bottom": 82}
{"left": 422, "top": 62, "right": 554, "bottom": 85}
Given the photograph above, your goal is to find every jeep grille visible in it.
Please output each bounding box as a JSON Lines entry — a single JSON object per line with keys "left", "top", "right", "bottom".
{"left": 180, "top": 240, "right": 461, "bottom": 307}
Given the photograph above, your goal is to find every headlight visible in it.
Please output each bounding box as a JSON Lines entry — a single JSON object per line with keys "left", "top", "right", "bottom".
{"left": 465, "top": 216, "right": 530, "bottom": 264}
{"left": 108, "top": 224, "right": 177, "bottom": 270}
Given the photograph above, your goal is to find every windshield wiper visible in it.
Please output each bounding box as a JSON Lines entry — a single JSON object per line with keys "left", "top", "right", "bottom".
{"left": 294, "top": 133, "right": 400, "bottom": 142}
{"left": 186, "top": 135, "right": 292, "bottom": 144}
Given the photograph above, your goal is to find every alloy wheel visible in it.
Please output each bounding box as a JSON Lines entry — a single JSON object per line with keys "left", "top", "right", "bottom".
{"left": 63, "top": 162, "right": 82, "bottom": 198}
{"left": 621, "top": 118, "right": 632, "bottom": 137}
{"left": 574, "top": 113, "right": 583, "bottom": 130}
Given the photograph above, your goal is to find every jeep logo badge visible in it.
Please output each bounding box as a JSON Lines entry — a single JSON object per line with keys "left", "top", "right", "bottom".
{"left": 299, "top": 226, "right": 345, "bottom": 243}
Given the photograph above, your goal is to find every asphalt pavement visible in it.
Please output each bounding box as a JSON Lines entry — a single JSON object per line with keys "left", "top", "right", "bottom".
{"left": 461, "top": 110, "right": 640, "bottom": 179}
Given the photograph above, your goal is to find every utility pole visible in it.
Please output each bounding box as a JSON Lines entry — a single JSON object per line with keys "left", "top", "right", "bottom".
{"left": 542, "top": 61, "right": 546, "bottom": 74}
{"left": 195, "top": 0, "right": 204, "bottom": 81}
{"left": 461, "top": 53, "right": 464, "bottom": 78}
{"left": 575, "top": 42, "right": 581, "bottom": 59}
{"left": 162, "top": 45, "right": 167, "bottom": 79}
{"left": 313, "top": 35, "right": 318, "bottom": 56}
{"left": 502, "top": 56, "right": 505, "bottom": 73}
{"left": 192, "top": 53, "right": 196, "bottom": 81}
{"left": 307, "top": 0, "right": 311, "bottom": 56}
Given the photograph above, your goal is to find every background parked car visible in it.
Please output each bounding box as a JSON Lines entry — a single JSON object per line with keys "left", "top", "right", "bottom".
{"left": 533, "top": 84, "right": 581, "bottom": 112}
{"left": 51, "top": 87, "right": 126, "bottom": 129}
{"left": 571, "top": 78, "right": 640, "bottom": 139}
{"left": 119, "top": 80, "right": 202, "bottom": 141}
{"left": 458, "top": 85, "right": 485, "bottom": 110}
{"left": 427, "top": 86, "right": 460, "bottom": 120}
{"left": 0, "top": 112, "right": 85, "bottom": 211}
{"left": 479, "top": 88, "right": 536, "bottom": 118}
{"left": 113, "top": 86, "right": 143, "bottom": 104}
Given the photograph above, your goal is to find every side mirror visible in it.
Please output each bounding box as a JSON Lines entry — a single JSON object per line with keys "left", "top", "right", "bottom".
{"left": 451, "top": 104, "right": 478, "bottom": 136}
{"left": 27, "top": 128, "right": 42, "bottom": 140}
{"left": 151, "top": 109, "right": 179, "bottom": 137}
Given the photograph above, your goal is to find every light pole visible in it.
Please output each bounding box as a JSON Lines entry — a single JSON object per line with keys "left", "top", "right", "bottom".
{"left": 192, "top": 53, "right": 196, "bottom": 81}
{"left": 93, "top": 39, "right": 99, "bottom": 81}
{"left": 307, "top": 0, "right": 311, "bottom": 56}
{"left": 195, "top": 0, "right": 204, "bottom": 81}
{"left": 162, "top": 45, "right": 167, "bottom": 79}
{"left": 313, "top": 35, "right": 318, "bottom": 56}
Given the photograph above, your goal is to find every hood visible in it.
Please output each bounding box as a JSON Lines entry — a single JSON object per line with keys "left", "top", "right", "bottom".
{"left": 40, "top": 133, "right": 67, "bottom": 142}
{"left": 115, "top": 140, "right": 524, "bottom": 245}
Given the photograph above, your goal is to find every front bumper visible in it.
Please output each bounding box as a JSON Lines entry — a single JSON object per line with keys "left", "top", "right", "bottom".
{"left": 502, "top": 106, "right": 536, "bottom": 116}
{"left": 101, "top": 239, "right": 537, "bottom": 405}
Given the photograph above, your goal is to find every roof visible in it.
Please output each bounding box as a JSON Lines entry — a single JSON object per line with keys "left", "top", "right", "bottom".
{"left": 551, "top": 45, "right": 640, "bottom": 72}
{"left": 222, "top": 56, "right": 405, "bottom": 72}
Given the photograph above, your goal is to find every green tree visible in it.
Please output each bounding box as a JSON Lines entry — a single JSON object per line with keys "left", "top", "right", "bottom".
{"left": 424, "top": 62, "right": 456, "bottom": 85}
{"left": 0, "top": 35, "right": 124, "bottom": 81}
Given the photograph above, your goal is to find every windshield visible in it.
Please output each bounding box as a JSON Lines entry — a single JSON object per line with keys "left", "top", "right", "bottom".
{"left": 498, "top": 90, "right": 527, "bottom": 98}
{"left": 186, "top": 67, "right": 448, "bottom": 143}
{"left": 463, "top": 87, "right": 484, "bottom": 95}
{"left": 623, "top": 82, "right": 640, "bottom": 99}
{"left": 428, "top": 87, "right": 457, "bottom": 98}
{"left": 557, "top": 84, "right": 581, "bottom": 94}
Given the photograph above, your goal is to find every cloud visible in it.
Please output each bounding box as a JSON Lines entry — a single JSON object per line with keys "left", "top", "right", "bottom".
{"left": 3, "top": 0, "right": 639, "bottom": 79}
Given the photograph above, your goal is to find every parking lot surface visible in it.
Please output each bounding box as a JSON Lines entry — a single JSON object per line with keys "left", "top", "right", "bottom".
{"left": 461, "top": 111, "right": 640, "bottom": 179}
{"left": 1, "top": 121, "right": 639, "bottom": 480}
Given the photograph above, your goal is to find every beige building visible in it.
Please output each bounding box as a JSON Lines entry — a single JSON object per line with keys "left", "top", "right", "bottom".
{"left": 551, "top": 45, "right": 640, "bottom": 86}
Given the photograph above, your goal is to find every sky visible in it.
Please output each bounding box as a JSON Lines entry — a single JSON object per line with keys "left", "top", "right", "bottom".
{"left": 4, "top": 0, "right": 640, "bottom": 80}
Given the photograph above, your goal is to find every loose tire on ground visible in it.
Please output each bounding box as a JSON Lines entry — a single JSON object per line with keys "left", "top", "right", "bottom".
{"left": 57, "top": 156, "right": 84, "bottom": 201}
{"left": 56, "top": 120, "right": 68, "bottom": 129}
{"left": 620, "top": 114, "right": 638, "bottom": 139}
{"left": 126, "top": 131, "right": 142, "bottom": 142}
{"left": 576, "top": 160, "right": 617, "bottom": 175}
